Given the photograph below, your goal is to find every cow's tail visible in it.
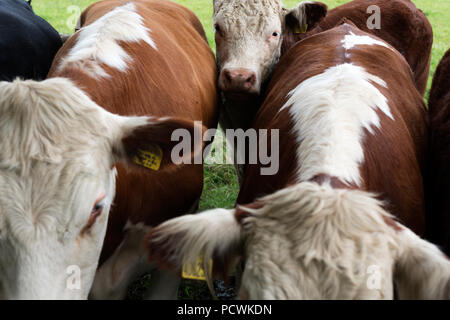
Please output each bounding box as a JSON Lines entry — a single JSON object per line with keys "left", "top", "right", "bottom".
{"left": 146, "top": 208, "right": 242, "bottom": 294}
{"left": 394, "top": 228, "right": 450, "bottom": 299}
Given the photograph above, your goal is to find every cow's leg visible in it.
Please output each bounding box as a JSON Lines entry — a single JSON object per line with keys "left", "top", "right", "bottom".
{"left": 142, "top": 268, "right": 181, "bottom": 300}
{"left": 89, "top": 222, "right": 152, "bottom": 300}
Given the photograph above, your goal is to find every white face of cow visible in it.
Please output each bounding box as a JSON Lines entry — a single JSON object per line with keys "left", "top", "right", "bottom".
{"left": 214, "top": 0, "right": 327, "bottom": 97}
{"left": 214, "top": 0, "right": 284, "bottom": 97}
{"left": 0, "top": 78, "right": 200, "bottom": 299}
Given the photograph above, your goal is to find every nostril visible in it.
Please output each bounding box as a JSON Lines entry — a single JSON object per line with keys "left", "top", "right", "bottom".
{"left": 245, "top": 73, "right": 256, "bottom": 85}
{"left": 221, "top": 68, "right": 257, "bottom": 92}
{"left": 223, "top": 70, "right": 233, "bottom": 83}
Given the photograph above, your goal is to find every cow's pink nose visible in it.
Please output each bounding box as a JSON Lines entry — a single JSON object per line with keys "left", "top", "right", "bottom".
{"left": 220, "top": 68, "right": 257, "bottom": 93}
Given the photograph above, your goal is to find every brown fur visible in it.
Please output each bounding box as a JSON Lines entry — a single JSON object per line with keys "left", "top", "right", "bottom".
{"left": 48, "top": 0, "right": 219, "bottom": 265}
{"left": 282, "top": 0, "right": 433, "bottom": 96}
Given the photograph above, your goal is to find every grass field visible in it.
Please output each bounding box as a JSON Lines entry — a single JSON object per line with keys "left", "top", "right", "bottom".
{"left": 31, "top": 0, "right": 449, "bottom": 299}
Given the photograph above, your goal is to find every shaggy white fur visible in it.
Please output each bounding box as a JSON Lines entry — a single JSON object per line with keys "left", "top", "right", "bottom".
{"left": 147, "top": 182, "right": 450, "bottom": 299}
{"left": 0, "top": 78, "right": 164, "bottom": 299}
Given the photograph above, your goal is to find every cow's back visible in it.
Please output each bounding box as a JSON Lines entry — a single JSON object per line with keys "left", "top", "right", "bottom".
{"left": 239, "top": 24, "right": 427, "bottom": 234}
{"left": 283, "top": 0, "right": 433, "bottom": 95}
{"left": 427, "top": 49, "right": 450, "bottom": 254}
{"left": 49, "top": 0, "right": 218, "bottom": 264}
{"left": 0, "top": 0, "right": 62, "bottom": 80}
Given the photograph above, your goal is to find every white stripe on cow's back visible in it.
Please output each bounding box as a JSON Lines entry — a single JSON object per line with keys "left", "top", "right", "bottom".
{"left": 341, "top": 31, "right": 393, "bottom": 51}
{"left": 280, "top": 63, "right": 393, "bottom": 186}
{"left": 58, "top": 2, "right": 157, "bottom": 78}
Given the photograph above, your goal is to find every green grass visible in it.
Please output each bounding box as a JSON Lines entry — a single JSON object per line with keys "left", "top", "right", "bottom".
{"left": 32, "top": 0, "right": 449, "bottom": 299}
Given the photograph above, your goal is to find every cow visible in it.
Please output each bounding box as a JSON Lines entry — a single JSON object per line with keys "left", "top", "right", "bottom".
{"left": 214, "top": 0, "right": 432, "bottom": 183}
{"left": 283, "top": 0, "right": 433, "bottom": 96}
{"left": 145, "top": 23, "right": 449, "bottom": 300}
{"left": 0, "top": 0, "right": 62, "bottom": 80}
{"left": 0, "top": 0, "right": 218, "bottom": 299}
{"left": 426, "top": 49, "right": 450, "bottom": 256}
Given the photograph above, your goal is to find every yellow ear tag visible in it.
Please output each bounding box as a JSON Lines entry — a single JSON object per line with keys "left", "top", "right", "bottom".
{"left": 133, "top": 144, "right": 163, "bottom": 171}
{"left": 182, "top": 256, "right": 213, "bottom": 281}
{"left": 295, "top": 23, "right": 308, "bottom": 34}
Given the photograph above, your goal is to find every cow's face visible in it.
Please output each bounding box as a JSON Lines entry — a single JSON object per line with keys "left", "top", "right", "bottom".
{"left": 0, "top": 78, "right": 201, "bottom": 299}
{"left": 214, "top": 0, "right": 327, "bottom": 98}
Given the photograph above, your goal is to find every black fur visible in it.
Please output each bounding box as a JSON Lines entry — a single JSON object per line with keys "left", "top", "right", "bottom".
{"left": 0, "top": 0, "right": 62, "bottom": 81}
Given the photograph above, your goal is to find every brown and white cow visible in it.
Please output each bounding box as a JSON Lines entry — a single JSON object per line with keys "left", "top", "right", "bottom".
{"left": 0, "top": 0, "right": 218, "bottom": 299}
{"left": 283, "top": 0, "right": 433, "bottom": 96}
{"left": 426, "top": 48, "right": 450, "bottom": 256}
{"left": 146, "top": 23, "right": 449, "bottom": 299}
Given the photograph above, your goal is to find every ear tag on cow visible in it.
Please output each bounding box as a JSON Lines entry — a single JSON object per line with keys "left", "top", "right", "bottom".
{"left": 295, "top": 23, "right": 308, "bottom": 34}
{"left": 133, "top": 144, "right": 163, "bottom": 171}
{"left": 182, "top": 256, "right": 213, "bottom": 281}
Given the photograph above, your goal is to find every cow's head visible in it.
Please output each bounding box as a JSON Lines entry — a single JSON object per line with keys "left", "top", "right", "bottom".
{"left": 214, "top": 0, "right": 327, "bottom": 97}
{"left": 0, "top": 78, "right": 202, "bottom": 299}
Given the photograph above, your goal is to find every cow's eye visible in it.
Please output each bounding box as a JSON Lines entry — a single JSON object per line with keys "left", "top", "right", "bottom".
{"left": 92, "top": 201, "right": 105, "bottom": 215}
{"left": 214, "top": 24, "right": 221, "bottom": 34}
{"left": 272, "top": 31, "right": 280, "bottom": 37}
{"left": 81, "top": 194, "right": 106, "bottom": 234}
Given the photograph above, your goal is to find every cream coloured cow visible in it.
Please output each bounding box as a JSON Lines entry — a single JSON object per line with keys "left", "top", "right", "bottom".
{"left": 214, "top": 0, "right": 326, "bottom": 98}
{"left": 0, "top": 78, "right": 200, "bottom": 299}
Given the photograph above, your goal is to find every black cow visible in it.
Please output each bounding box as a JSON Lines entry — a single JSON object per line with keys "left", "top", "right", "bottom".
{"left": 0, "top": 0, "right": 62, "bottom": 80}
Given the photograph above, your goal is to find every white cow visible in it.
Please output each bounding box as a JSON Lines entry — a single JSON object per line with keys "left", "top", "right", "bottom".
{"left": 0, "top": 78, "right": 198, "bottom": 299}
{"left": 214, "top": 0, "right": 326, "bottom": 96}
{"left": 147, "top": 182, "right": 450, "bottom": 300}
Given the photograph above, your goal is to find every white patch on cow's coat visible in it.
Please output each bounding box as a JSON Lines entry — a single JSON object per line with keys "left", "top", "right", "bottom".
{"left": 341, "top": 31, "right": 393, "bottom": 51}
{"left": 280, "top": 63, "right": 393, "bottom": 186}
{"left": 58, "top": 2, "right": 156, "bottom": 78}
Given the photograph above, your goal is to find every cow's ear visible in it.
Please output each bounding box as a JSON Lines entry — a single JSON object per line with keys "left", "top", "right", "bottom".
{"left": 285, "top": 2, "right": 327, "bottom": 34}
{"left": 112, "top": 116, "right": 206, "bottom": 171}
